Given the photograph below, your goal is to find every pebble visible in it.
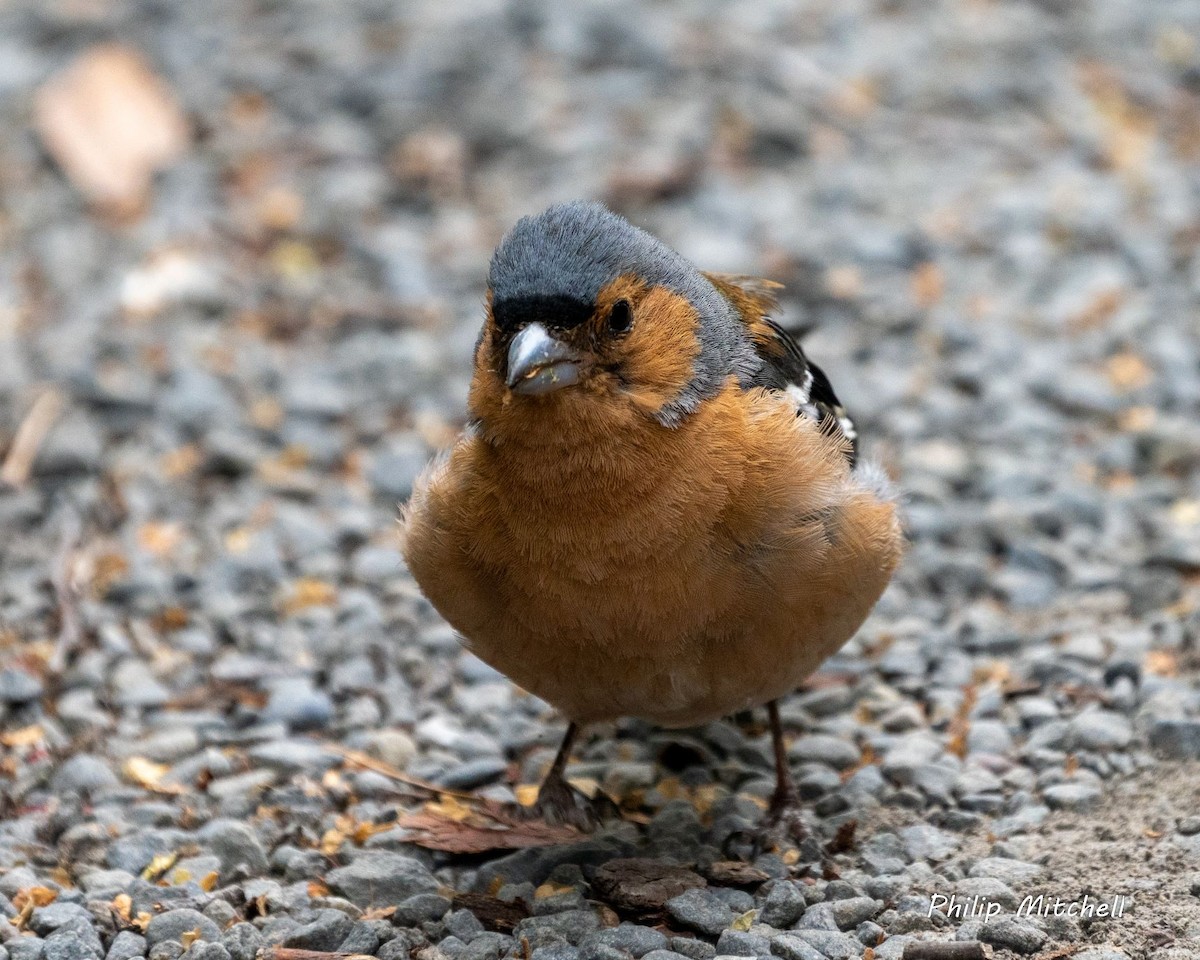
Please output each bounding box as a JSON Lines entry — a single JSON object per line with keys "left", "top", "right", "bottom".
{"left": 979, "top": 917, "right": 1048, "bottom": 954}
{"left": 787, "top": 736, "right": 860, "bottom": 771}
{"left": 1043, "top": 782, "right": 1102, "bottom": 811}
{"left": 0, "top": 667, "right": 43, "bottom": 704}
{"left": 664, "top": 890, "right": 735, "bottom": 938}
{"left": 326, "top": 852, "right": 439, "bottom": 907}
{"left": 759, "top": 882, "right": 806, "bottom": 928}
{"left": 50, "top": 755, "right": 119, "bottom": 795}
{"left": 144, "top": 911, "right": 222, "bottom": 948}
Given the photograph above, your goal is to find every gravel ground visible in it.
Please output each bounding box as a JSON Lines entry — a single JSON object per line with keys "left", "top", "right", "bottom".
{"left": 3, "top": 1, "right": 1200, "bottom": 959}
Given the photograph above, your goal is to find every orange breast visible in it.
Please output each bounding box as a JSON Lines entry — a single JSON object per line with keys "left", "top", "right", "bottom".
{"left": 402, "top": 380, "right": 902, "bottom": 726}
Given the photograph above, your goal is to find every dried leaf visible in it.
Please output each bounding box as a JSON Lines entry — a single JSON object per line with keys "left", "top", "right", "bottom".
{"left": 307, "top": 880, "right": 330, "bottom": 898}
{"left": 199, "top": 871, "right": 219, "bottom": 893}
{"left": 111, "top": 893, "right": 133, "bottom": 922}
{"left": 124, "top": 756, "right": 186, "bottom": 795}
{"left": 730, "top": 910, "right": 756, "bottom": 932}
{"left": 137, "top": 522, "right": 184, "bottom": 556}
{"left": 450, "top": 893, "right": 529, "bottom": 933}
{"left": 514, "top": 784, "right": 540, "bottom": 807}
{"left": 591, "top": 859, "right": 707, "bottom": 915}
{"left": 396, "top": 804, "right": 583, "bottom": 855}
{"left": 911, "top": 262, "right": 944, "bottom": 309}
{"left": 533, "top": 882, "right": 575, "bottom": 900}
{"left": 280, "top": 577, "right": 338, "bottom": 615}
{"left": 826, "top": 820, "right": 858, "bottom": 855}
{"left": 0, "top": 725, "right": 45, "bottom": 747}
{"left": 13, "top": 887, "right": 58, "bottom": 910}
{"left": 180, "top": 929, "right": 201, "bottom": 949}
{"left": 1145, "top": 650, "right": 1178, "bottom": 677}
{"left": 1105, "top": 351, "right": 1153, "bottom": 391}
{"left": 34, "top": 44, "right": 190, "bottom": 213}
{"left": 142, "top": 852, "right": 178, "bottom": 882}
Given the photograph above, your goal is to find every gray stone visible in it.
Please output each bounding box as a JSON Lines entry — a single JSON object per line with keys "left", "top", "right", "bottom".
{"left": 327, "top": 852, "right": 439, "bottom": 907}
{"left": 261, "top": 678, "right": 334, "bottom": 732}
{"left": 461, "top": 933, "right": 513, "bottom": 960}
{"left": 979, "top": 917, "right": 1047, "bottom": 954}
{"left": 713, "top": 930, "right": 769, "bottom": 957}
{"left": 1068, "top": 711, "right": 1133, "bottom": 751}
{"left": 967, "top": 858, "right": 1045, "bottom": 885}
{"left": 767, "top": 936, "right": 825, "bottom": 960}
{"left": 180, "top": 946, "right": 230, "bottom": 960}
{"left": 1043, "top": 782, "right": 1101, "bottom": 810}
{"left": 397, "top": 893, "right": 452, "bottom": 925}
{"left": 30, "top": 903, "right": 95, "bottom": 936}
{"left": 282, "top": 912, "right": 355, "bottom": 952}
{"left": 50, "top": 755, "right": 118, "bottom": 794}
{"left": 775, "top": 930, "right": 862, "bottom": 960}
{"left": 668, "top": 938, "right": 716, "bottom": 960}
{"left": 899, "top": 825, "right": 957, "bottom": 862}
{"left": 581, "top": 924, "right": 669, "bottom": 958}
{"left": 664, "top": 889, "right": 735, "bottom": 938}
{"left": 368, "top": 434, "right": 431, "bottom": 501}
{"left": 759, "top": 882, "right": 805, "bottom": 928}
{"left": 1150, "top": 720, "right": 1200, "bottom": 759}
{"left": 513, "top": 912, "right": 601, "bottom": 947}
{"left": 446, "top": 909, "right": 486, "bottom": 941}
{"left": 144, "top": 911, "right": 222, "bottom": 948}
{"left": 787, "top": 736, "right": 860, "bottom": 771}
{"left": 0, "top": 668, "right": 43, "bottom": 704}
{"left": 196, "top": 819, "right": 269, "bottom": 879}
{"left": 828, "top": 898, "right": 879, "bottom": 931}
{"left": 8, "top": 939, "right": 46, "bottom": 960}
{"left": 219, "top": 925, "right": 262, "bottom": 960}
{"left": 105, "top": 931, "right": 147, "bottom": 960}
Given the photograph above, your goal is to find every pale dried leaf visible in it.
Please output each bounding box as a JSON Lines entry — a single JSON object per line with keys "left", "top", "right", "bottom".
{"left": 34, "top": 44, "right": 190, "bottom": 211}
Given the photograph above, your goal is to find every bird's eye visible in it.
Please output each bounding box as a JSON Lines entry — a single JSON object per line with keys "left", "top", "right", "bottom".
{"left": 608, "top": 299, "right": 633, "bottom": 334}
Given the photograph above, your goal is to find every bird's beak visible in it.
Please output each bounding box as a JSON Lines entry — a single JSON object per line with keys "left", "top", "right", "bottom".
{"left": 505, "top": 322, "right": 583, "bottom": 395}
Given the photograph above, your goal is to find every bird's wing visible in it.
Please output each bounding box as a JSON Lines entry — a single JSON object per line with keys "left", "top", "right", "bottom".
{"left": 704, "top": 272, "right": 858, "bottom": 466}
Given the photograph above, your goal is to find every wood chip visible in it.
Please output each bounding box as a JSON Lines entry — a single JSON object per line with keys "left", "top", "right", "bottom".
{"left": 34, "top": 44, "right": 189, "bottom": 213}
{"left": 702, "top": 861, "right": 770, "bottom": 888}
{"left": 395, "top": 804, "right": 582, "bottom": 855}
{"left": 901, "top": 943, "right": 986, "bottom": 960}
{"left": 592, "top": 858, "right": 707, "bottom": 914}
{"left": 450, "top": 892, "right": 529, "bottom": 933}
{"left": 0, "top": 389, "right": 64, "bottom": 489}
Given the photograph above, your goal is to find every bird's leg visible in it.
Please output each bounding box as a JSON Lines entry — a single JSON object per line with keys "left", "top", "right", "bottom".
{"left": 760, "top": 700, "right": 808, "bottom": 845}
{"left": 526, "top": 722, "right": 599, "bottom": 830}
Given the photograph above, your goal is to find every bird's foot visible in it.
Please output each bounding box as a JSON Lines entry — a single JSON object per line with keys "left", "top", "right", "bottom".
{"left": 518, "top": 770, "right": 603, "bottom": 832}
{"left": 752, "top": 786, "right": 809, "bottom": 855}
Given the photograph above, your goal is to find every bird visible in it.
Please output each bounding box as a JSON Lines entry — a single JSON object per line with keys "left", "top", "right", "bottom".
{"left": 401, "top": 200, "right": 903, "bottom": 839}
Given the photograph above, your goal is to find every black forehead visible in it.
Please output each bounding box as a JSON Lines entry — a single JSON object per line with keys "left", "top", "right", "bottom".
{"left": 491, "top": 294, "right": 593, "bottom": 334}
{"left": 487, "top": 200, "right": 727, "bottom": 326}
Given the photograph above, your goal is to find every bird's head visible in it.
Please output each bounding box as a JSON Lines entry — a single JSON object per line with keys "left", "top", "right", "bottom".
{"left": 471, "top": 201, "right": 759, "bottom": 432}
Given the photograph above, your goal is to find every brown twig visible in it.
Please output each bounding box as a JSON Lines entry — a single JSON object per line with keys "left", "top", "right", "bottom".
{"left": 324, "top": 744, "right": 480, "bottom": 801}
{"left": 902, "top": 943, "right": 986, "bottom": 960}
{"left": 49, "top": 508, "right": 84, "bottom": 674}
{"left": 0, "top": 388, "right": 64, "bottom": 488}
{"left": 256, "top": 949, "right": 375, "bottom": 960}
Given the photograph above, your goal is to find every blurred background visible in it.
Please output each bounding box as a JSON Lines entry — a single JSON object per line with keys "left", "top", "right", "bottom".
{"left": 4, "top": 0, "right": 1200, "bottom": 634}
{"left": 2, "top": 2, "right": 1200, "bottom": 957}
{"left": 2, "top": 0, "right": 1200, "bottom": 909}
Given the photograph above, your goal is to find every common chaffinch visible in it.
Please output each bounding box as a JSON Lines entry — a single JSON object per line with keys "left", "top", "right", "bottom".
{"left": 402, "top": 200, "right": 902, "bottom": 838}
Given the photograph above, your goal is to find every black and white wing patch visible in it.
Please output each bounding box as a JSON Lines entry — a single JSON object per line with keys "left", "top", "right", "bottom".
{"left": 702, "top": 272, "right": 857, "bottom": 466}
{"left": 749, "top": 318, "right": 858, "bottom": 467}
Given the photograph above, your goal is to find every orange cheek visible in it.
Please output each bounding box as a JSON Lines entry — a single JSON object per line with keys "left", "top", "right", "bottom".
{"left": 618, "top": 286, "right": 699, "bottom": 412}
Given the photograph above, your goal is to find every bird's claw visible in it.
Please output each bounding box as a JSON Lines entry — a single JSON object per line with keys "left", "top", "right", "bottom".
{"left": 517, "top": 772, "right": 602, "bottom": 831}
{"left": 752, "top": 786, "right": 809, "bottom": 855}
